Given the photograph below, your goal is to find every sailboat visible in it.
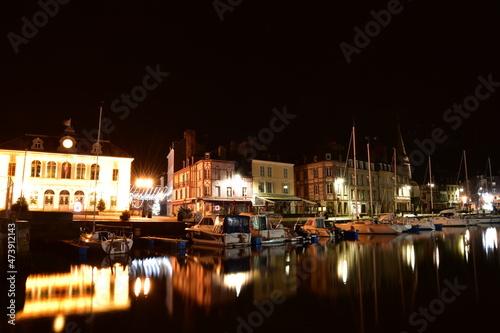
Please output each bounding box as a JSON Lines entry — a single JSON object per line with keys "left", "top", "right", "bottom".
{"left": 79, "top": 103, "right": 133, "bottom": 254}
{"left": 464, "top": 156, "right": 500, "bottom": 225}
{"left": 410, "top": 156, "right": 436, "bottom": 231}
{"left": 335, "top": 125, "right": 404, "bottom": 235}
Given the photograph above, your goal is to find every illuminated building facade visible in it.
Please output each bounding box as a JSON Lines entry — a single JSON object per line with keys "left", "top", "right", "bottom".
{"left": 294, "top": 153, "right": 412, "bottom": 217}
{"left": 170, "top": 152, "right": 253, "bottom": 216}
{"left": 251, "top": 159, "right": 310, "bottom": 214}
{"left": 0, "top": 125, "right": 133, "bottom": 212}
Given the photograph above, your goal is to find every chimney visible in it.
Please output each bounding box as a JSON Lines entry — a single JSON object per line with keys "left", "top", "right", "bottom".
{"left": 218, "top": 146, "right": 227, "bottom": 160}
{"left": 184, "top": 129, "right": 196, "bottom": 160}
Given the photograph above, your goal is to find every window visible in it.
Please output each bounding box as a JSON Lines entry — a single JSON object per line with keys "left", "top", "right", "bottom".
{"left": 259, "top": 166, "right": 265, "bottom": 177}
{"left": 31, "top": 138, "right": 44, "bottom": 150}
{"left": 258, "top": 182, "right": 265, "bottom": 193}
{"left": 313, "top": 169, "right": 318, "bottom": 178}
{"left": 283, "top": 183, "right": 289, "bottom": 194}
{"left": 283, "top": 168, "right": 289, "bottom": 179}
{"left": 326, "top": 182, "right": 333, "bottom": 194}
{"left": 267, "top": 167, "right": 272, "bottom": 177}
{"left": 76, "top": 163, "right": 86, "bottom": 179}
{"left": 61, "top": 162, "right": 71, "bottom": 179}
{"left": 91, "top": 142, "right": 102, "bottom": 155}
{"left": 8, "top": 163, "right": 15, "bottom": 176}
{"left": 204, "top": 169, "right": 210, "bottom": 179}
{"left": 227, "top": 187, "right": 232, "bottom": 197}
{"left": 326, "top": 167, "right": 332, "bottom": 177}
{"left": 314, "top": 184, "right": 319, "bottom": 195}
{"left": 204, "top": 186, "right": 210, "bottom": 196}
{"left": 242, "top": 187, "right": 247, "bottom": 197}
{"left": 215, "top": 186, "right": 220, "bottom": 197}
{"left": 46, "top": 161, "right": 56, "bottom": 178}
{"left": 266, "top": 182, "right": 274, "bottom": 193}
{"left": 90, "top": 164, "right": 100, "bottom": 180}
{"left": 112, "top": 169, "right": 119, "bottom": 181}
{"left": 214, "top": 167, "right": 220, "bottom": 180}
{"left": 31, "top": 160, "right": 41, "bottom": 177}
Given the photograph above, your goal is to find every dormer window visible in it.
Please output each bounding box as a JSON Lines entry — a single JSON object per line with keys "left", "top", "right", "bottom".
{"left": 91, "top": 142, "right": 102, "bottom": 155}
{"left": 31, "top": 138, "right": 44, "bottom": 150}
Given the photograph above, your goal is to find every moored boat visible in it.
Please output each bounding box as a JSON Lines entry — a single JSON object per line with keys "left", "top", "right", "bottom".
{"left": 240, "top": 212, "right": 288, "bottom": 245}
{"left": 335, "top": 219, "right": 404, "bottom": 234}
{"left": 302, "top": 216, "right": 335, "bottom": 238}
{"left": 79, "top": 224, "right": 134, "bottom": 255}
{"left": 185, "top": 214, "right": 252, "bottom": 247}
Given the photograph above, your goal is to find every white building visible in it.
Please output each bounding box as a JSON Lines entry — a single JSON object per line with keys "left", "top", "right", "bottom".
{"left": 0, "top": 125, "right": 133, "bottom": 212}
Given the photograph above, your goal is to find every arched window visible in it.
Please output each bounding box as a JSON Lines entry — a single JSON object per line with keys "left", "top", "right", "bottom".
{"left": 61, "top": 162, "right": 72, "bottom": 179}
{"left": 90, "top": 164, "right": 100, "bottom": 180}
{"left": 76, "top": 163, "right": 86, "bottom": 179}
{"left": 59, "top": 190, "right": 70, "bottom": 205}
{"left": 31, "top": 160, "right": 41, "bottom": 177}
{"left": 46, "top": 161, "right": 56, "bottom": 178}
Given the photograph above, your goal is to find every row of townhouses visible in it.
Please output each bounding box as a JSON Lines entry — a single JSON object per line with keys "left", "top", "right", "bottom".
{"left": 0, "top": 125, "right": 496, "bottom": 216}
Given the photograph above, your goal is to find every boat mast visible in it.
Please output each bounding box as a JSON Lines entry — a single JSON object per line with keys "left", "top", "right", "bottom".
{"left": 464, "top": 150, "right": 470, "bottom": 212}
{"left": 353, "top": 125, "right": 358, "bottom": 220}
{"left": 393, "top": 148, "right": 397, "bottom": 214}
{"left": 92, "top": 102, "right": 104, "bottom": 232}
{"left": 429, "top": 156, "right": 433, "bottom": 214}
{"left": 367, "top": 143, "right": 374, "bottom": 216}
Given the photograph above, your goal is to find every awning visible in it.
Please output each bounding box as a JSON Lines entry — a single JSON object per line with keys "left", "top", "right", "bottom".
{"left": 200, "top": 198, "right": 252, "bottom": 203}
{"left": 256, "top": 195, "right": 316, "bottom": 204}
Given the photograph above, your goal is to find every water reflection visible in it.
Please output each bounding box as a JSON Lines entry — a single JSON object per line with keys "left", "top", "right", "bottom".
{"left": 11, "top": 226, "right": 500, "bottom": 333}
{"left": 15, "top": 257, "right": 130, "bottom": 331}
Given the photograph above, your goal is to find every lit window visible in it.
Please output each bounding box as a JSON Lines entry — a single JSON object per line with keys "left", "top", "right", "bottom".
{"left": 31, "top": 160, "right": 41, "bottom": 177}
{"left": 76, "top": 163, "right": 86, "bottom": 179}
{"left": 8, "top": 163, "right": 15, "bottom": 176}
{"left": 46, "top": 161, "right": 56, "bottom": 178}
{"left": 112, "top": 169, "right": 119, "bottom": 181}
{"left": 90, "top": 164, "right": 100, "bottom": 180}
{"left": 61, "top": 162, "right": 72, "bottom": 179}
{"left": 283, "top": 183, "right": 289, "bottom": 194}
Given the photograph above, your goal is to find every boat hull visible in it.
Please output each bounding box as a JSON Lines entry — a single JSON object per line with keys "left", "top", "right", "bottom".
{"left": 336, "top": 222, "right": 403, "bottom": 234}
{"left": 187, "top": 229, "right": 251, "bottom": 247}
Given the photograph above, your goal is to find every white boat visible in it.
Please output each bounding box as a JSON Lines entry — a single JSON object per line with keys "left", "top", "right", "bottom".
{"left": 185, "top": 214, "right": 252, "bottom": 247}
{"left": 240, "top": 213, "right": 289, "bottom": 244}
{"left": 79, "top": 224, "right": 134, "bottom": 255}
{"left": 302, "top": 216, "right": 335, "bottom": 237}
{"left": 377, "top": 213, "right": 413, "bottom": 232}
{"left": 433, "top": 208, "right": 467, "bottom": 227}
{"left": 335, "top": 219, "right": 404, "bottom": 234}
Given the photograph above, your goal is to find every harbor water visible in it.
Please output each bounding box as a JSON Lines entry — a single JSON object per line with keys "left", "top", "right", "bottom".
{"left": 3, "top": 225, "right": 500, "bottom": 333}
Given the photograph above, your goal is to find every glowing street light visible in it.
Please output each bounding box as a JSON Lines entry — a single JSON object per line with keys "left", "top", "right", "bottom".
{"left": 136, "top": 178, "right": 153, "bottom": 188}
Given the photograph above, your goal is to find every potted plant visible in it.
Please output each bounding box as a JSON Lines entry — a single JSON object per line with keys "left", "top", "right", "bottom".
{"left": 177, "top": 205, "right": 192, "bottom": 221}
{"left": 120, "top": 210, "right": 131, "bottom": 221}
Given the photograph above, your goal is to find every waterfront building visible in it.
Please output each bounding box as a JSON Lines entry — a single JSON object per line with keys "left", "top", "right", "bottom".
{"left": 169, "top": 152, "right": 253, "bottom": 216}
{"left": 294, "top": 154, "right": 412, "bottom": 217}
{"left": 0, "top": 123, "right": 133, "bottom": 212}
{"left": 250, "top": 159, "right": 313, "bottom": 214}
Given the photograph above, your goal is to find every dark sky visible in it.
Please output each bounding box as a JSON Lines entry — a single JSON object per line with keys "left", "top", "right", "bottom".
{"left": 3, "top": 0, "right": 500, "bottom": 182}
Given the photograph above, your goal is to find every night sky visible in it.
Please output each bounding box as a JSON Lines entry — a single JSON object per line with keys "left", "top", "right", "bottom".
{"left": 3, "top": 1, "right": 500, "bottom": 183}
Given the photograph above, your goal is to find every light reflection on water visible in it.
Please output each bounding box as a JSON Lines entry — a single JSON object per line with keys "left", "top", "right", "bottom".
{"left": 7, "top": 226, "right": 500, "bottom": 333}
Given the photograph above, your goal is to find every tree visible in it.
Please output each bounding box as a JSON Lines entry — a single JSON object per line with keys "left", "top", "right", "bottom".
{"left": 97, "top": 198, "right": 106, "bottom": 212}
{"left": 11, "top": 197, "right": 29, "bottom": 212}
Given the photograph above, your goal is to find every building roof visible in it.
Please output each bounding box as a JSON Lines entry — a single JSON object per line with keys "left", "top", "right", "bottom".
{"left": 0, "top": 128, "right": 133, "bottom": 159}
